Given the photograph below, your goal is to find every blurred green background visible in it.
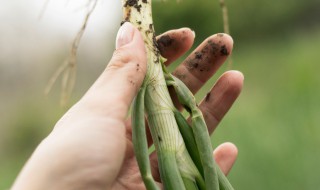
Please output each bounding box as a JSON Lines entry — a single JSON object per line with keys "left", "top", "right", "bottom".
{"left": 1, "top": 0, "right": 320, "bottom": 189}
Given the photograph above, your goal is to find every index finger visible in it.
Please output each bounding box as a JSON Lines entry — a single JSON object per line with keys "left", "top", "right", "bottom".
{"left": 157, "top": 28, "right": 195, "bottom": 65}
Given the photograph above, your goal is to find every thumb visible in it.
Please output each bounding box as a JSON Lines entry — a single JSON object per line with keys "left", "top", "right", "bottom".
{"left": 81, "top": 22, "right": 147, "bottom": 121}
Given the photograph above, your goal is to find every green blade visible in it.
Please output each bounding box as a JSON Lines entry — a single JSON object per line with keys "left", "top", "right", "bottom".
{"left": 174, "top": 110, "right": 204, "bottom": 177}
{"left": 182, "top": 177, "right": 199, "bottom": 190}
{"left": 158, "top": 151, "right": 186, "bottom": 190}
{"left": 132, "top": 87, "right": 159, "bottom": 190}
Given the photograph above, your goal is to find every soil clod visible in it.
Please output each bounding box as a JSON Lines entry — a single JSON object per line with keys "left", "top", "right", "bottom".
{"left": 157, "top": 35, "right": 174, "bottom": 53}
{"left": 124, "top": 0, "right": 142, "bottom": 12}
{"left": 220, "top": 45, "right": 229, "bottom": 56}
{"left": 207, "top": 40, "right": 219, "bottom": 55}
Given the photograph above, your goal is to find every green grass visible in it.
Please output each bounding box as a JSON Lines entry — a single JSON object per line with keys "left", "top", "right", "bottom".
{"left": 1, "top": 27, "right": 320, "bottom": 189}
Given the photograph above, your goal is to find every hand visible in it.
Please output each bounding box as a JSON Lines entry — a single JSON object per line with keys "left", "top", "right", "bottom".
{"left": 12, "top": 23, "right": 243, "bottom": 190}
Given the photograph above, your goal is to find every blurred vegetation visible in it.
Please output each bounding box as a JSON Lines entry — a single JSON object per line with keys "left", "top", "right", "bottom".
{"left": 1, "top": 0, "right": 320, "bottom": 189}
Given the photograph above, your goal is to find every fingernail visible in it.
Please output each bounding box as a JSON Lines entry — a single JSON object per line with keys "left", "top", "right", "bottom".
{"left": 116, "top": 22, "right": 135, "bottom": 49}
{"left": 191, "top": 30, "right": 196, "bottom": 38}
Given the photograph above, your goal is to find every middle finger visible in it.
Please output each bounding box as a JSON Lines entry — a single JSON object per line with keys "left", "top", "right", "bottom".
{"left": 173, "top": 33, "right": 234, "bottom": 95}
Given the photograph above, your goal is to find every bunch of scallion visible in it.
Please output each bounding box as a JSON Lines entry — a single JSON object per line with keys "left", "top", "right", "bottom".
{"left": 122, "top": 0, "right": 235, "bottom": 189}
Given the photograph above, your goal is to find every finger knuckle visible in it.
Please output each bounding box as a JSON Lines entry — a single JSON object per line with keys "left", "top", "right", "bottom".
{"left": 109, "top": 49, "right": 134, "bottom": 69}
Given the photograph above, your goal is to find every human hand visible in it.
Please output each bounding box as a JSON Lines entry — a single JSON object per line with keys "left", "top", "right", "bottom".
{"left": 12, "top": 23, "right": 243, "bottom": 190}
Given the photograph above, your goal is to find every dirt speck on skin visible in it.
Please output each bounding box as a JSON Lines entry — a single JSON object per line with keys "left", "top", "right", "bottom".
{"left": 157, "top": 35, "right": 174, "bottom": 53}
{"left": 195, "top": 52, "right": 202, "bottom": 59}
{"left": 158, "top": 136, "right": 162, "bottom": 142}
{"left": 184, "top": 39, "right": 229, "bottom": 72}
{"left": 129, "top": 80, "right": 136, "bottom": 86}
{"left": 207, "top": 40, "right": 220, "bottom": 55}
{"left": 185, "top": 47, "right": 210, "bottom": 70}
{"left": 205, "top": 92, "right": 211, "bottom": 102}
{"left": 220, "top": 45, "right": 229, "bottom": 56}
{"left": 174, "top": 72, "right": 187, "bottom": 80}
{"left": 180, "top": 30, "right": 191, "bottom": 41}
{"left": 142, "top": 0, "right": 147, "bottom": 3}
{"left": 185, "top": 58, "right": 200, "bottom": 70}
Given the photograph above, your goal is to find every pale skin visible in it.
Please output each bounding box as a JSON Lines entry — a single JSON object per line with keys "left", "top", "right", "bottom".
{"left": 12, "top": 23, "right": 243, "bottom": 190}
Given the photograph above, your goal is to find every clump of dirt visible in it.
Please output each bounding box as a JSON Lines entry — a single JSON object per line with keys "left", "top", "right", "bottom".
{"left": 157, "top": 35, "right": 174, "bottom": 53}
{"left": 207, "top": 40, "right": 220, "bottom": 56}
{"left": 124, "top": 0, "right": 141, "bottom": 12}
{"left": 220, "top": 45, "right": 229, "bottom": 56}
{"left": 124, "top": 0, "right": 137, "bottom": 6}
{"left": 184, "top": 39, "right": 229, "bottom": 72}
